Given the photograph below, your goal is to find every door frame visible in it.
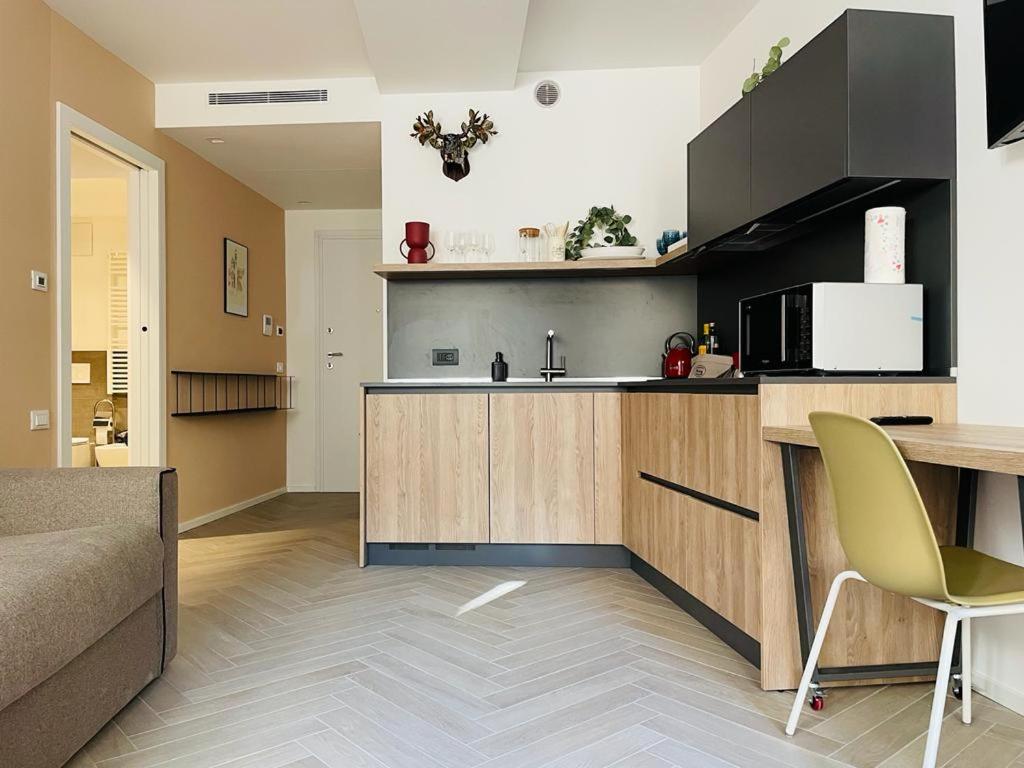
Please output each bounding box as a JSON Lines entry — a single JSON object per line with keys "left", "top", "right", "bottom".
{"left": 314, "top": 229, "right": 383, "bottom": 491}
{"left": 55, "top": 103, "right": 166, "bottom": 467}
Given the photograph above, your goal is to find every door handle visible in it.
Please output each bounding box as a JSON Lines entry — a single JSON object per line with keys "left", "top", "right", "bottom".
{"left": 326, "top": 352, "right": 344, "bottom": 357}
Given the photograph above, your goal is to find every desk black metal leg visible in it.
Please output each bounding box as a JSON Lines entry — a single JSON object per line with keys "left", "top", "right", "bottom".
{"left": 782, "top": 444, "right": 817, "bottom": 685}
{"left": 956, "top": 469, "right": 979, "bottom": 549}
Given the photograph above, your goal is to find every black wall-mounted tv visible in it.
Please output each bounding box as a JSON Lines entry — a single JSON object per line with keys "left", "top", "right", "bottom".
{"left": 985, "top": 0, "right": 1024, "bottom": 147}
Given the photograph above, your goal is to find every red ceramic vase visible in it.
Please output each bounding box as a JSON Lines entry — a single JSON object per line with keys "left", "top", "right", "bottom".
{"left": 400, "top": 221, "right": 435, "bottom": 263}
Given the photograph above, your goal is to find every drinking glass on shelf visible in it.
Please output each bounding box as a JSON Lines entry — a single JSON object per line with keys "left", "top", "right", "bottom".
{"left": 468, "top": 231, "right": 481, "bottom": 262}
{"left": 482, "top": 233, "right": 495, "bottom": 262}
{"left": 456, "top": 231, "right": 468, "bottom": 262}
{"left": 444, "top": 230, "right": 458, "bottom": 262}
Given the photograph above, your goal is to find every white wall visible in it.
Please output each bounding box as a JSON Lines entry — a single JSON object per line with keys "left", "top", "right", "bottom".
{"left": 285, "top": 209, "right": 382, "bottom": 491}
{"left": 70, "top": 178, "right": 128, "bottom": 351}
{"left": 380, "top": 67, "right": 700, "bottom": 262}
{"left": 702, "top": 0, "right": 1024, "bottom": 714}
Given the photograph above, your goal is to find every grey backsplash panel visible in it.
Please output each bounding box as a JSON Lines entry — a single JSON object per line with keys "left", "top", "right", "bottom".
{"left": 387, "top": 276, "right": 698, "bottom": 379}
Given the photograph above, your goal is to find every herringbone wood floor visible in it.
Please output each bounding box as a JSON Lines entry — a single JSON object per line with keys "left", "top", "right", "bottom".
{"left": 66, "top": 493, "right": 1024, "bottom": 768}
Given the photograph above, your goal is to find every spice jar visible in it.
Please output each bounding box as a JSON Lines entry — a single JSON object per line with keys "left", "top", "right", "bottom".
{"left": 518, "top": 227, "right": 541, "bottom": 262}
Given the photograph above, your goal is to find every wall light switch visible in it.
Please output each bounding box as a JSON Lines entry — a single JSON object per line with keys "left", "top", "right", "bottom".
{"left": 29, "top": 410, "right": 49, "bottom": 431}
{"left": 262, "top": 314, "right": 273, "bottom": 336}
{"left": 276, "top": 362, "right": 285, "bottom": 374}
{"left": 31, "top": 270, "right": 48, "bottom": 292}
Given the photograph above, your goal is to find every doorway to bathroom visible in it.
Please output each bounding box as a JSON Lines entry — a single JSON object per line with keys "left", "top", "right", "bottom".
{"left": 56, "top": 104, "right": 166, "bottom": 468}
{"left": 68, "top": 138, "right": 132, "bottom": 467}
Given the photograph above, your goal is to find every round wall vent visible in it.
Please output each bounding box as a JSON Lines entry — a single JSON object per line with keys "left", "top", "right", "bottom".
{"left": 534, "top": 80, "right": 561, "bottom": 108}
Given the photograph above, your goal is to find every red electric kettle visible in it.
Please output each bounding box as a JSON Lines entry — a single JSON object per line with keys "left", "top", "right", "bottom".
{"left": 662, "top": 331, "right": 696, "bottom": 378}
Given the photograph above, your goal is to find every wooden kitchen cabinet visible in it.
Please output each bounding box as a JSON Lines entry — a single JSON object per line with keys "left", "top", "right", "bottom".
{"left": 622, "top": 392, "right": 760, "bottom": 511}
{"left": 365, "top": 393, "right": 489, "bottom": 543}
{"left": 621, "top": 390, "right": 761, "bottom": 639}
{"left": 490, "top": 392, "right": 596, "bottom": 544}
{"left": 594, "top": 392, "right": 623, "bottom": 545}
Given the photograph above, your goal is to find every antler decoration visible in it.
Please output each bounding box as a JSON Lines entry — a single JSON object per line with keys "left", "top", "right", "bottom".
{"left": 410, "top": 108, "right": 498, "bottom": 182}
{"left": 411, "top": 110, "right": 443, "bottom": 149}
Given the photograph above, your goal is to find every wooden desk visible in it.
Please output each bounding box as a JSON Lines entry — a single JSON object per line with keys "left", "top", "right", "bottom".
{"left": 764, "top": 422, "right": 1024, "bottom": 690}
{"left": 764, "top": 423, "right": 1024, "bottom": 476}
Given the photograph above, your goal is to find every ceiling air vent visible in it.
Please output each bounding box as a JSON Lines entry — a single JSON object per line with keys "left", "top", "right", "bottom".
{"left": 534, "top": 80, "right": 560, "bottom": 108}
{"left": 208, "top": 89, "right": 328, "bottom": 105}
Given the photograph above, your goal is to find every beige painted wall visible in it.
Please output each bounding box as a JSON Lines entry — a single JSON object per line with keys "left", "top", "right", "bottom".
{"left": 0, "top": 0, "right": 52, "bottom": 466}
{"left": 0, "top": 0, "right": 287, "bottom": 524}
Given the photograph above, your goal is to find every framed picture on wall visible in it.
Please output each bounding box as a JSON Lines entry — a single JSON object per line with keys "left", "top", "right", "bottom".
{"left": 224, "top": 238, "right": 248, "bottom": 317}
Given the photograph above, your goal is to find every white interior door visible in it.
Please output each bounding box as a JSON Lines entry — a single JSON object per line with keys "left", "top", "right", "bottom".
{"left": 318, "top": 232, "right": 383, "bottom": 491}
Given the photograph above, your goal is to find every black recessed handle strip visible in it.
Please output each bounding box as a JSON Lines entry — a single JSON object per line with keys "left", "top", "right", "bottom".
{"left": 639, "top": 472, "right": 759, "bottom": 522}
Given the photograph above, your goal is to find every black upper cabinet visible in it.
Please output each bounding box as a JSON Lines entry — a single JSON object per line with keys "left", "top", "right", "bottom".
{"left": 687, "top": 97, "right": 750, "bottom": 249}
{"left": 749, "top": 19, "right": 848, "bottom": 219}
{"left": 687, "top": 10, "right": 955, "bottom": 251}
{"left": 844, "top": 11, "right": 955, "bottom": 180}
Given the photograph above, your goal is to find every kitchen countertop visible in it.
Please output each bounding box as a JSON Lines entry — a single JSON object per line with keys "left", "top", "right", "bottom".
{"left": 362, "top": 375, "right": 955, "bottom": 394}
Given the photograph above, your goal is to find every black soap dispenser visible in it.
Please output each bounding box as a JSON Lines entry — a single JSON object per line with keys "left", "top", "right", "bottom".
{"left": 491, "top": 352, "right": 508, "bottom": 382}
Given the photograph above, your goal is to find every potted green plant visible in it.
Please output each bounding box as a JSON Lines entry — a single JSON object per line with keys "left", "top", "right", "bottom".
{"left": 565, "top": 205, "right": 638, "bottom": 261}
{"left": 742, "top": 37, "right": 791, "bottom": 94}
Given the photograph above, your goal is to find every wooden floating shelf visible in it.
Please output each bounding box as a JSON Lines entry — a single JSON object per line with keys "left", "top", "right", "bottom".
{"left": 373, "top": 242, "right": 691, "bottom": 280}
{"left": 171, "top": 370, "right": 294, "bottom": 417}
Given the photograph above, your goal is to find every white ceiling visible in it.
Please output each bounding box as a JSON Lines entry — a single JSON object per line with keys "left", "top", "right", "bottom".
{"left": 44, "top": 0, "right": 756, "bottom": 87}
{"left": 47, "top": 0, "right": 757, "bottom": 212}
{"left": 162, "top": 123, "right": 381, "bottom": 210}
{"left": 520, "top": 0, "right": 759, "bottom": 71}
{"left": 354, "top": 0, "right": 530, "bottom": 93}
{"left": 43, "top": 0, "right": 372, "bottom": 83}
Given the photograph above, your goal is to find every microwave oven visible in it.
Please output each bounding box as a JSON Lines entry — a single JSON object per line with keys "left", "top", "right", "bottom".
{"left": 739, "top": 282, "right": 923, "bottom": 374}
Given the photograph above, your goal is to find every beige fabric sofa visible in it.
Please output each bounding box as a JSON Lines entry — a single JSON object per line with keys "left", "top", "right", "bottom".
{"left": 0, "top": 468, "right": 178, "bottom": 768}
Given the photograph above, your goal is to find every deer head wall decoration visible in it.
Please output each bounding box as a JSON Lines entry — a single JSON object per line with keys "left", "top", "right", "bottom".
{"left": 410, "top": 109, "right": 497, "bottom": 182}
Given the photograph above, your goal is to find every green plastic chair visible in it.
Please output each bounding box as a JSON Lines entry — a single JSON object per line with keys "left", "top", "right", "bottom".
{"left": 785, "top": 412, "right": 1024, "bottom": 768}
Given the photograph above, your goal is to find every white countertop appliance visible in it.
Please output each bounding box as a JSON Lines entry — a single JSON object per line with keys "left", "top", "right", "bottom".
{"left": 739, "top": 282, "right": 923, "bottom": 374}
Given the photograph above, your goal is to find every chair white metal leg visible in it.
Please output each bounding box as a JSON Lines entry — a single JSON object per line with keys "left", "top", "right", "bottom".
{"left": 961, "top": 616, "right": 972, "bottom": 725}
{"left": 785, "top": 570, "right": 865, "bottom": 736}
{"left": 922, "top": 611, "right": 960, "bottom": 768}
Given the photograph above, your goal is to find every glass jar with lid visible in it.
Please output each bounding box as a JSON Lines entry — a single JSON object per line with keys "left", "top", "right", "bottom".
{"left": 518, "top": 227, "right": 541, "bottom": 262}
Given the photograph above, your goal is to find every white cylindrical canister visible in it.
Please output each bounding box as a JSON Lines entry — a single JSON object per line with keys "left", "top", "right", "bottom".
{"left": 864, "top": 206, "right": 906, "bottom": 283}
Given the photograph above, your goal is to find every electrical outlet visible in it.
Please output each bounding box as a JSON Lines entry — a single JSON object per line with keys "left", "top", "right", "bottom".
{"left": 432, "top": 348, "right": 459, "bottom": 366}
{"left": 276, "top": 362, "right": 285, "bottom": 374}
{"left": 276, "top": 325, "right": 284, "bottom": 336}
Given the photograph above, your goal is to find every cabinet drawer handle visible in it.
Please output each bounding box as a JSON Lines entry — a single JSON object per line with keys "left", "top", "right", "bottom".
{"left": 638, "top": 472, "right": 759, "bottom": 522}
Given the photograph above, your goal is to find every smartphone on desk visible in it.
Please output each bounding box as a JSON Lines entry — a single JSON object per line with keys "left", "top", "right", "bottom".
{"left": 870, "top": 416, "right": 934, "bottom": 426}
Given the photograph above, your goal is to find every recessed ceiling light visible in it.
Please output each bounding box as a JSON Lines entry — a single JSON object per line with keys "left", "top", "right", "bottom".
{"left": 206, "top": 137, "right": 225, "bottom": 144}
{"left": 297, "top": 200, "right": 313, "bottom": 206}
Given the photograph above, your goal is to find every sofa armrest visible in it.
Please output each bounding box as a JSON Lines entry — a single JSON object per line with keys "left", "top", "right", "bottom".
{"left": 0, "top": 467, "right": 178, "bottom": 666}
{"left": 0, "top": 467, "right": 175, "bottom": 535}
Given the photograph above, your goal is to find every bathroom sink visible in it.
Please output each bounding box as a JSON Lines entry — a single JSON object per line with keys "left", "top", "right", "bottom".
{"left": 94, "top": 444, "right": 129, "bottom": 467}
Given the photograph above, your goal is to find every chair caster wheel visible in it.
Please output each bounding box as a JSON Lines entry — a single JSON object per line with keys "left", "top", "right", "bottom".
{"left": 810, "top": 695, "right": 825, "bottom": 712}
{"left": 952, "top": 674, "right": 963, "bottom": 700}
